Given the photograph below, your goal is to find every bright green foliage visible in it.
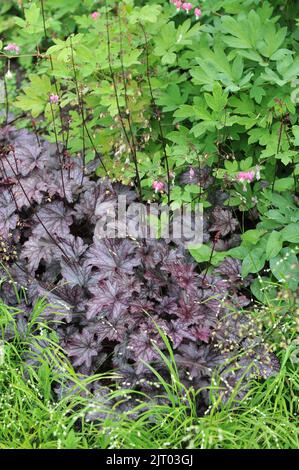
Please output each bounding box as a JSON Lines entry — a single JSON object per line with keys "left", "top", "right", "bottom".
{"left": 205, "top": 191, "right": 299, "bottom": 295}
{"left": 0, "top": 0, "right": 297, "bottom": 202}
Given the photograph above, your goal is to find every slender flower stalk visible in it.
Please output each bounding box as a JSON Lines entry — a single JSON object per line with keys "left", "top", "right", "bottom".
{"left": 69, "top": 35, "right": 86, "bottom": 185}
{"left": 49, "top": 101, "right": 67, "bottom": 200}
{"left": 3, "top": 60, "right": 9, "bottom": 125}
{"left": 105, "top": 0, "right": 142, "bottom": 200}
{"left": 31, "top": 119, "right": 41, "bottom": 148}
{"left": 117, "top": 11, "right": 141, "bottom": 195}
{"left": 272, "top": 117, "right": 284, "bottom": 191}
{"left": 201, "top": 230, "right": 221, "bottom": 286}
{"left": 140, "top": 23, "right": 171, "bottom": 206}
{"left": 68, "top": 36, "right": 109, "bottom": 179}
{"left": 39, "top": 0, "right": 66, "bottom": 148}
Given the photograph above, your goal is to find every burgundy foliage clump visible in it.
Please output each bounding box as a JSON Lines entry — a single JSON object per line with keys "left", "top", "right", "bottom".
{"left": 0, "top": 125, "right": 279, "bottom": 411}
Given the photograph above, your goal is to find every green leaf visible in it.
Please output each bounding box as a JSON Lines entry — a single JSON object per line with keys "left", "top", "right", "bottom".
{"left": 242, "top": 247, "right": 266, "bottom": 277}
{"left": 204, "top": 82, "right": 227, "bottom": 113}
{"left": 240, "top": 157, "right": 253, "bottom": 171}
{"left": 250, "top": 277, "right": 277, "bottom": 303}
{"left": 230, "top": 94, "right": 255, "bottom": 115}
{"left": 162, "top": 52, "right": 176, "bottom": 65}
{"left": 232, "top": 55, "right": 244, "bottom": 81}
{"left": 276, "top": 150, "right": 297, "bottom": 166}
{"left": 292, "top": 125, "right": 299, "bottom": 146}
{"left": 221, "top": 15, "right": 252, "bottom": 49}
{"left": 129, "top": 4, "right": 162, "bottom": 24}
{"left": 270, "top": 192, "right": 294, "bottom": 210}
{"left": 188, "top": 245, "right": 226, "bottom": 265}
{"left": 157, "top": 84, "right": 188, "bottom": 112}
{"left": 250, "top": 85, "right": 266, "bottom": 104}
{"left": 281, "top": 223, "right": 299, "bottom": 243}
{"left": 227, "top": 245, "right": 249, "bottom": 260}
{"left": 241, "top": 229, "right": 266, "bottom": 246}
{"left": 173, "top": 105, "right": 195, "bottom": 120}
{"left": 270, "top": 248, "right": 299, "bottom": 291}
{"left": 224, "top": 160, "right": 239, "bottom": 172}
{"left": 265, "top": 231, "right": 283, "bottom": 260}
{"left": 15, "top": 74, "right": 52, "bottom": 117}
{"left": 191, "top": 121, "right": 216, "bottom": 137}
{"left": 273, "top": 177, "right": 294, "bottom": 192}
{"left": 189, "top": 244, "right": 212, "bottom": 263}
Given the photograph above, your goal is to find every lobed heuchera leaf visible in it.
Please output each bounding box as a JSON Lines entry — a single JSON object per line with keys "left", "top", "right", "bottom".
{"left": 34, "top": 201, "right": 74, "bottom": 236}
{"left": 174, "top": 343, "right": 215, "bottom": 380}
{"left": 10, "top": 140, "right": 47, "bottom": 176}
{"left": 87, "top": 280, "right": 132, "bottom": 320}
{"left": 61, "top": 261, "right": 91, "bottom": 288}
{"left": 209, "top": 207, "right": 239, "bottom": 237}
{"left": 12, "top": 175, "right": 47, "bottom": 208}
{"left": 127, "top": 321, "right": 165, "bottom": 373}
{"left": 67, "top": 330, "right": 100, "bottom": 368}
{"left": 215, "top": 257, "right": 243, "bottom": 285}
{"left": 57, "top": 234, "right": 88, "bottom": 260}
{"left": 21, "top": 233, "right": 60, "bottom": 272}
{"left": 0, "top": 190, "right": 18, "bottom": 237}
{"left": 87, "top": 317, "right": 127, "bottom": 342}
{"left": 85, "top": 238, "right": 141, "bottom": 278}
{"left": 47, "top": 163, "right": 89, "bottom": 203}
{"left": 74, "top": 180, "right": 116, "bottom": 224}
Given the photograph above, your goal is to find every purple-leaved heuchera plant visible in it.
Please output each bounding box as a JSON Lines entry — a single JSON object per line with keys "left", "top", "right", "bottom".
{"left": 0, "top": 124, "right": 279, "bottom": 413}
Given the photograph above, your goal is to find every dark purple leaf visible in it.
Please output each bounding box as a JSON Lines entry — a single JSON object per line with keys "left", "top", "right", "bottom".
{"left": 85, "top": 238, "right": 141, "bottom": 278}
{"left": 21, "top": 233, "right": 60, "bottom": 272}
{"left": 209, "top": 207, "right": 238, "bottom": 237}
{"left": 0, "top": 190, "right": 18, "bottom": 237}
{"left": 34, "top": 201, "right": 74, "bottom": 236}
{"left": 12, "top": 175, "right": 47, "bottom": 208}
{"left": 87, "top": 280, "right": 132, "bottom": 320}
{"left": 67, "top": 330, "right": 99, "bottom": 368}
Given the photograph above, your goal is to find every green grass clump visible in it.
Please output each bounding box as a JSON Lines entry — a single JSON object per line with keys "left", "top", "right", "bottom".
{"left": 0, "top": 301, "right": 298, "bottom": 449}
